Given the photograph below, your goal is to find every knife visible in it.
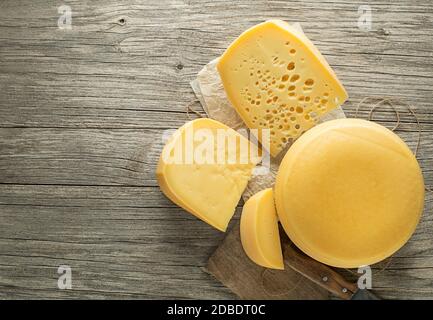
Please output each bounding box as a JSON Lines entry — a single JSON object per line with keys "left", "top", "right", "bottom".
{"left": 282, "top": 239, "right": 380, "bottom": 300}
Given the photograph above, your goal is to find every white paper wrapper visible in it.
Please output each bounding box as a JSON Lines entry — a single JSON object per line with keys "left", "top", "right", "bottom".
{"left": 191, "top": 24, "right": 346, "bottom": 201}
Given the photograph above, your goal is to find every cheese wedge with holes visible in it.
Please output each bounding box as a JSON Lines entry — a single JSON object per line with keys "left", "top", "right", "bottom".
{"left": 217, "top": 20, "right": 348, "bottom": 157}
{"left": 157, "top": 118, "right": 261, "bottom": 232}
{"left": 275, "top": 119, "right": 425, "bottom": 268}
{"left": 240, "top": 188, "right": 284, "bottom": 269}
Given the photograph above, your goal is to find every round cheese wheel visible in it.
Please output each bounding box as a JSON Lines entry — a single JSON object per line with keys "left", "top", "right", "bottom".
{"left": 274, "top": 118, "right": 425, "bottom": 268}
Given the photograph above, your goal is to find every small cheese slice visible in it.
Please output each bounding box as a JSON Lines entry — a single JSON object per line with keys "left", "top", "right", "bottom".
{"left": 157, "top": 118, "right": 261, "bottom": 232}
{"left": 217, "top": 20, "right": 348, "bottom": 157}
{"left": 274, "top": 118, "right": 425, "bottom": 268}
{"left": 240, "top": 188, "right": 284, "bottom": 269}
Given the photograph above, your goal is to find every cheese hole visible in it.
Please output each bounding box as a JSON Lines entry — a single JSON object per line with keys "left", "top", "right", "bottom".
{"left": 288, "top": 85, "right": 296, "bottom": 91}
{"left": 296, "top": 106, "right": 303, "bottom": 113}
{"left": 304, "top": 114, "right": 310, "bottom": 120}
{"left": 279, "top": 84, "right": 285, "bottom": 90}
{"left": 305, "top": 79, "right": 315, "bottom": 86}
{"left": 290, "top": 49, "right": 296, "bottom": 54}
{"left": 273, "top": 96, "right": 278, "bottom": 102}
{"left": 295, "top": 124, "right": 300, "bottom": 129}
{"left": 290, "top": 74, "right": 300, "bottom": 82}
{"left": 289, "top": 107, "right": 295, "bottom": 112}
{"left": 287, "top": 62, "right": 295, "bottom": 70}
{"left": 281, "top": 74, "right": 289, "bottom": 82}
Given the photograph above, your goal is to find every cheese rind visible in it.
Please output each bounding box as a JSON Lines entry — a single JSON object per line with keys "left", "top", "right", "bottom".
{"left": 240, "top": 188, "right": 284, "bottom": 269}
{"left": 217, "top": 20, "right": 348, "bottom": 157}
{"left": 274, "top": 118, "right": 425, "bottom": 268}
{"left": 157, "top": 118, "right": 261, "bottom": 232}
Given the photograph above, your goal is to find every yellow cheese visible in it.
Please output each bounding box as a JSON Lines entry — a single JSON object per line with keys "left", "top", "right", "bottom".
{"left": 240, "top": 188, "right": 284, "bottom": 270}
{"left": 217, "top": 20, "right": 348, "bottom": 157}
{"left": 274, "top": 118, "right": 425, "bottom": 268}
{"left": 157, "top": 118, "right": 261, "bottom": 232}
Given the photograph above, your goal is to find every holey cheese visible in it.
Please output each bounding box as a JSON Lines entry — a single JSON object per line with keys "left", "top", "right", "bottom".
{"left": 217, "top": 20, "right": 348, "bottom": 157}
{"left": 240, "top": 188, "right": 284, "bottom": 270}
{"left": 275, "top": 119, "right": 425, "bottom": 268}
{"left": 157, "top": 118, "right": 261, "bottom": 232}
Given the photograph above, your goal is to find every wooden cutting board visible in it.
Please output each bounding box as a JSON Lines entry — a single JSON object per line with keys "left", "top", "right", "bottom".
{"left": 206, "top": 221, "right": 330, "bottom": 299}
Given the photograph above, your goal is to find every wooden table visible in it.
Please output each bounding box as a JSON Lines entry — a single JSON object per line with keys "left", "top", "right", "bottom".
{"left": 0, "top": 0, "right": 432, "bottom": 299}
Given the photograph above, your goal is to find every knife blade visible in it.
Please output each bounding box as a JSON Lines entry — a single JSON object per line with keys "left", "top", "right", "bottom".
{"left": 281, "top": 233, "right": 381, "bottom": 300}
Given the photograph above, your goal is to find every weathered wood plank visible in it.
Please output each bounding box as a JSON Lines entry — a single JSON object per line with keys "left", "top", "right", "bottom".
{"left": 0, "top": 184, "right": 431, "bottom": 299}
{"left": 0, "top": 0, "right": 432, "bottom": 128}
{"left": 0, "top": 128, "right": 431, "bottom": 187}
{"left": 0, "top": 184, "right": 241, "bottom": 299}
{"left": 0, "top": 0, "right": 433, "bottom": 299}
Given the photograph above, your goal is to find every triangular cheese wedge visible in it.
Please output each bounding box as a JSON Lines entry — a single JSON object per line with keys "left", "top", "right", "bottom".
{"left": 217, "top": 20, "right": 348, "bottom": 157}
{"left": 157, "top": 118, "right": 261, "bottom": 231}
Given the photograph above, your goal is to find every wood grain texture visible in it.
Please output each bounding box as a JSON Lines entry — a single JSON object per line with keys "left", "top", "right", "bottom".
{"left": 0, "top": 0, "right": 432, "bottom": 299}
{"left": 207, "top": 223, "right": 330, "bottom": 300}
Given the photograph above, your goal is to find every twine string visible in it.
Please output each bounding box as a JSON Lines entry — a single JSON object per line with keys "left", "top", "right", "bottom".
{"left": 185, "top": 100, "right": 206, "bottom": 120}
{"left": 346, "top": 97, "right": 432, "bottom": 276}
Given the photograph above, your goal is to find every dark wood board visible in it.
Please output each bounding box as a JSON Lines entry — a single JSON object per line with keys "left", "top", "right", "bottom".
{"left": 206, "top": 222, "right": 330, "bottom": 299}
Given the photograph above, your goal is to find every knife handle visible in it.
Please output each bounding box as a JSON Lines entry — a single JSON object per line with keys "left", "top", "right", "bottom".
{"left": 283, "top": 242, "right": 358, "bottom": 300}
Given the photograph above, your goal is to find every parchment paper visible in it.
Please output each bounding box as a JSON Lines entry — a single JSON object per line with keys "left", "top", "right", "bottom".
{"left": 190, "top": 24, "right": 346, "bottom": 200}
